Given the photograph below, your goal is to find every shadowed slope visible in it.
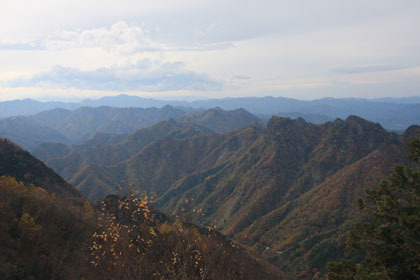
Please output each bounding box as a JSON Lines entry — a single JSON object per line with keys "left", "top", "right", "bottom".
{"left": 0, "top": 139, "right": 81, "bottom": 199}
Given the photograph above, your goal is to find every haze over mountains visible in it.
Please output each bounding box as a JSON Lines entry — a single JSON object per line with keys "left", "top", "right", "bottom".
{"left": 0, "top": 94, "right": 419, "bottom": 279}
{"left": 1, "top": 94, "right": 419, "bottom": 130}
{"left": 0, "top": 105, "right": 262, "bottom": 152}
{"left": 37, "top": 109, "right": 419, "bottom": 277}
{"left": 1, "top": 94, "right": 419, "bottom": 153}
{"left": 1, "top": 0, "right": 419, "bottom": 277}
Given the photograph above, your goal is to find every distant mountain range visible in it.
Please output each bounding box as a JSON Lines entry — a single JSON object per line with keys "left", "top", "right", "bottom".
{"left": 0, "top": 106, "right": 261, "bottom": 152}
{"left": 1, "top": 94, "right": 419, "bottom": 130}
{"left": 0, "top": 106, "right": 187, "bottom": 150}
{"left": 0, "top": 116, "right": 72, "bottom": 151}
{"left": 1, "top": 94, "right": 419, "bottom": 278}
{"left": 31, "top": 105, "right": 187, "bottom": 143}
{"left": 33, "top": 107, "right": 262, "bottom": 168}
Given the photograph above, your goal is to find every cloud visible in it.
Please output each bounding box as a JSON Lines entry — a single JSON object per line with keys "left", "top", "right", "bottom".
{"left": 231, "top": 75, "right": 251, "bottom": 81}
{"left": 170, "top": 41, "right": 234, "bottom": 52}
{"left": 331, "top": 65, "right": 409, "bottom": 74}
{"left": 0, "top": 41, "right": 44, "bottom": 51}
{"left": 0, "top": 20, "right": 233, "bottom": 54}
{"left": 7, "top": 59, "right": 224, "bottom": 92}
{"left": 46, "top": 21, "right": 161, "bottom": 54}
{"left": 0, "top": 21, "right": 161, "bottom": 54}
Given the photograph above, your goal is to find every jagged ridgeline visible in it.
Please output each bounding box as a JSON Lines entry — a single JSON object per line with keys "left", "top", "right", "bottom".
{"left": 0, "top": 105, "right": 262, "bottom": 153}
{"left": 0, "top": 138, "right": 277, "bottom": 280}
{"left": 42, "top": 115, "right": 420, "bottom": 278}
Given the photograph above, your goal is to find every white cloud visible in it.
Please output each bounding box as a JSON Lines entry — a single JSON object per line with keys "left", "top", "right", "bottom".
{"left": 45, "top": 21, "right": 161, "bottom": 54}
{"left": 0, "top": 21, "right": 161, "bottom": 55}
{"left": 0, "top": 0, "right": 419, "bottom": 100}
{"left": 7, "top": 59, "right": 224, "bottom": 92}
{"left": 0, "top": 41, "right": 43, "bottom": 51}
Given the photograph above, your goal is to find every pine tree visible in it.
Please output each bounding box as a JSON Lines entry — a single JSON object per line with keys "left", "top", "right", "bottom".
{"left": 327, "top": 138, "right": 420, "bottom": 280}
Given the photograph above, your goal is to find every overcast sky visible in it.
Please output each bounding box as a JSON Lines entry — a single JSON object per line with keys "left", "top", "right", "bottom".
{"left": 0, "top": 0, "right": 419, "bottom": 101}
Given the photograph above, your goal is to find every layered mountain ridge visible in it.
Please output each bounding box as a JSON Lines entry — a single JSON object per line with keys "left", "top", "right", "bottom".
{"left": 1, "top": 94, "right": 419, "bottom": 130}
{"left": 39, "top": 111, "right": 420, "bottom": 278}
{"left": 0, "top": 137, "right": 278, "bottom": 280}
{"left": 1, "top": 105, "right": 262, "bottom": 153}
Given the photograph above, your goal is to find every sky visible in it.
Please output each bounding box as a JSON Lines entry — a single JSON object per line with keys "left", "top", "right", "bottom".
{"left": 0, "top": 0, "right": 419, "bottom": 101}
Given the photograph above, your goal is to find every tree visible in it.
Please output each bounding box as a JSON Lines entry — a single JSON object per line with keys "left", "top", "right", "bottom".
{"left": 327, "top": 138, "right": 420, "bottom": 280}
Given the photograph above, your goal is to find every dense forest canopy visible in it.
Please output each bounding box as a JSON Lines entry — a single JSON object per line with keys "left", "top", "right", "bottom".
{"left": 327, "top": 138, "right": 420, "bottom": 280}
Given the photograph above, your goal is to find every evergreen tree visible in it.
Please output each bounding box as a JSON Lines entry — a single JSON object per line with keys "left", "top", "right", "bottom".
{"left": 327, "top": 138, "right": 420, "bottom": 280}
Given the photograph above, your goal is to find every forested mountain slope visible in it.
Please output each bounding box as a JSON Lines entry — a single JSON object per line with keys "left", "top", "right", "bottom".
{"left": 0, "top": 106, "right": 187, "bottom": 150}
{"left": 0, "top": 139, "right": 277, "bottom": 280}
{"left": 0, "top": 117, "right": 71, "bottom": 151}
{"left": 1, "top": 106, "right": 261, "bottom": 155}
{"left": 177, "top": 107, "right": 263, "bottom": 133}
{"left": 0, "top": 139, "right": 81, "bottom": 199}
{"left": 32, "top": 105, "right": 187, "bottom": 143}
{"left": 41, "top": 114, "right": 420, "bottom": 278}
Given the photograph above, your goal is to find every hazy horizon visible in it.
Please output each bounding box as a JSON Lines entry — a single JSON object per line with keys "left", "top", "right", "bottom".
{"left": 2, "top": 93, "right": 420, "bottom": 104}
{"left": 1, "top": 0, "right": 419, "bottom": 101}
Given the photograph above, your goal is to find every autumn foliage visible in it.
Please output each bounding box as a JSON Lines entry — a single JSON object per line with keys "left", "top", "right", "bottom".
{"left": 88, "top": 187, "right": 276, "bottom": 279}
{"left": 0, "top": 178, "right": 276, "bottom": 279}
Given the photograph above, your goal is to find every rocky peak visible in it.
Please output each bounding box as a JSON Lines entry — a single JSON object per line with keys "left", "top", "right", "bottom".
{"left": 267, "top": 116, "right": 307, "bottom": 135}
